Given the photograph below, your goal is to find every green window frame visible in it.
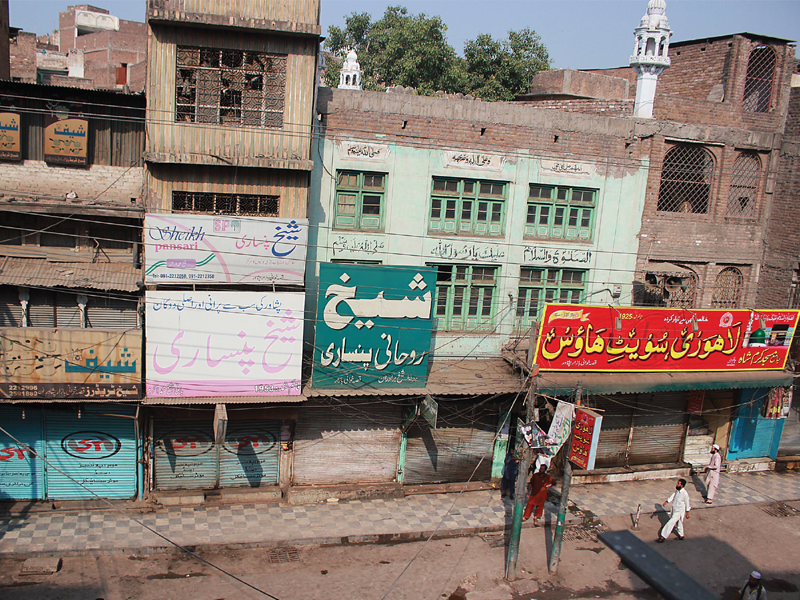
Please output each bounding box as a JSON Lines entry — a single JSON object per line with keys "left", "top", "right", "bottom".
{"left": 334, "top": 171, "right": 385, "bottom": 230}
{"left": 525, "top": 185, "right": 596, "bottom": 241}
{"left": 429, "top": 178, "right": 506, "bottom": 236}
{"left": 515, "top": 268, "right": 586, "bottom": 331}
{"left": 432, "top": 264, "right": 498, "bottom": 331}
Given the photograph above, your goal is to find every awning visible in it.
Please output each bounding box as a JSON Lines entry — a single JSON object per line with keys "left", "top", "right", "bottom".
{"left": 537, "top": 370, "right": 794, "bottom": 396}
{"left": 304, "top": 358, "right": 525, "bottom": 397}
{"left": 143, "top": 395, "right": 305, "bottom": 405}
{"left": 0, "top": 256, "right": 142, "bottom": 292}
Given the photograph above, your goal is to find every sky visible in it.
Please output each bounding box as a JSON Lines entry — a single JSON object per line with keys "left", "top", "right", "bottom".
{"left": 9, "top": 0, "right": 800, "bottom": 70}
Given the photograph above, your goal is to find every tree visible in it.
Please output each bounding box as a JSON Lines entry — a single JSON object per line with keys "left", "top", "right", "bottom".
{"left": 463, "top": 28, "right": 551, "bottom": 102}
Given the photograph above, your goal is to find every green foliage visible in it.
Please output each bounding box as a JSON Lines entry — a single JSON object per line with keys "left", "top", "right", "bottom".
{"left": 323, "top": 7, "right": 550, "bottom": 101}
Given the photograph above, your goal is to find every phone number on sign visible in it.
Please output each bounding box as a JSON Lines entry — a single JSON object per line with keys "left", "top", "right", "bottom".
{"left": 151, "top": 273, "right": 215, "bottom": 280}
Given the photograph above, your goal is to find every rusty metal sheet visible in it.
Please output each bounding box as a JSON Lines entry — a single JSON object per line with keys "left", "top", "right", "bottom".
{"left": 0, "top": 257, "right": 142, "bottom": 292}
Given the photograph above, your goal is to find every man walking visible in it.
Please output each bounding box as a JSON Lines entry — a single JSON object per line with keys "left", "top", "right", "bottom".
{"left": 657, "top": 478, "right": 691, "bottom": 542}
{"left": 500, "top": 453, "right": 519, "bottom": 499}
{"left": 522, "top": 464, "right": 554, "bottom": 526}
{"left": 703, "top": 444, "right": 722, "bottom": 504}
{"left": 736, "top": 571, "right": 767, "bottom": 600}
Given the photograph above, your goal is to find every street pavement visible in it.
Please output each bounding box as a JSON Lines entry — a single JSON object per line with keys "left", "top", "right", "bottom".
{"left": 1, "top": 470, "right": 799, "bottom": 557}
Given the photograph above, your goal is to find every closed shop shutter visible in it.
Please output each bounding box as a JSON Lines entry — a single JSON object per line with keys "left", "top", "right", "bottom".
{"left": 730, "top": 389, "right": 784, "bottom": 460}
{"left": 154, "top": 419, "right": 281, "bottom": 491}
{"left": 154, "top": 420, "right": 218, "bottom": 491}
{"left": 293, "top": 404, "right": 402, "bottom": 485}
{"left": 56, "top": 293, "right": 82, "bottom": 328}
{"left": 403, "top": 404, "right": 495, "bottom": 484}
{"left": 219, "top": 421, "right": 280, "bottom": 488}
{"left": 628, "top": 392, "right": 689, "bottom": 465}
{"left": 0, "top": 407, "right": 45, "bottom": 500}
{"left": 86, "top": 297, "right": 139, "bottom": 329}
{"left": 44, "top": 406, "right": 138, "bottom": 500}
{"left": 0, "top": 286, "right": 23, "bottom": 327}
{"left": 591, "top": 396, "right": 634, "bottom": 468}
{"left": 779, "top": 385, "right": 800, "bottom": 456}
{"left": 28, "top": 289, "right": 56, "bottom": 327}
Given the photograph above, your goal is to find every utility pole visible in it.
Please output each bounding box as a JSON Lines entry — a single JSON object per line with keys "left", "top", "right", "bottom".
{"left": 548, "top": 383, "right": 581, "bottom": 574}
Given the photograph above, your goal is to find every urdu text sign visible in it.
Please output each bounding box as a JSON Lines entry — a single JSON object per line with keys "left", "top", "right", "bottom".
{"left": 534, "top": 305, "right": 799, "bottom": 372}
{"left": 312, "top": 264, "right": 436, "bottom": 389}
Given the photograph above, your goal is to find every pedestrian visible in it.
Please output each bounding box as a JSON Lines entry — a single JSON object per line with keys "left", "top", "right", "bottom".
{"left": 522, "top": 464, "right": 554, "bottom": 526}
{"left": 500, "top": 453, "right": 519, "bottom": 499}
{"left": 703, "top": 444, "right": 722, "bottom": 504}
{"left": 657, "top": 478, "right": 691, "bottom": 542}
{"left": 736, "top": 571, "right": 767, "bottom": 600}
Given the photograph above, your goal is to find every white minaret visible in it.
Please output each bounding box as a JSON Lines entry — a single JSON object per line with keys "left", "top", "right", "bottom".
{"left": 338, "top": 49, "right": 362, "bottom": 91}
{"left": 630, "top": 0, "right": 672, "bottom": 118}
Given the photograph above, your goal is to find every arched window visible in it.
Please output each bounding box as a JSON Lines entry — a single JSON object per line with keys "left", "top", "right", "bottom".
{"left": 657, "top": 145, "right": 715, "bottom": 213}
{"left": 743, "top": 45, "right": 775, "bottom": 113}
{"left": 712, "top": 267, "right": 744, "bottom": 309}
{"left": 726, "top": 152, "right": 761, "bottom": 217}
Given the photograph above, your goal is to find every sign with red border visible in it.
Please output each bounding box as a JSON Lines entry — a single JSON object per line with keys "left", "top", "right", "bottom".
{"left": 534, "top": 305, "right": 799, "bottom": 372}
{"left": 569, "top": 408, "right": 602, "bottom": 470}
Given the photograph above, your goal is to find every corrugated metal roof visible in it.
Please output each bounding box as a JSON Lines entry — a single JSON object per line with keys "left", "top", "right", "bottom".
{"left": 142, "top": 395, "right": 305, "bottom": 405}
{"left": 0, "top": 257, "right": 142, "bottom": 292}
{"left": 304, "top": 359, "right": 524, "bottom": 397}
{"left": 537, "top": 370, "right": 794, "bottom": 396}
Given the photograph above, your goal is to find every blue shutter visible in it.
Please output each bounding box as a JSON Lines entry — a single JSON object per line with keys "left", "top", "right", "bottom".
{"left": 0, "top": 407, "right": 45, "bottom": 500}
{"left": 44, "top": 406, "right": 137, "bottom": 500}
{"left": 219, "top": 421, "right": 281, "bottom": 488}
{"left": 729, "top": 389, "right": 785, "bottom": 460}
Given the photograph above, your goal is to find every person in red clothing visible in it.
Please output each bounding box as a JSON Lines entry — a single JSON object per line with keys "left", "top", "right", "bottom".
{"left": 522, "top": 464, "right": 554, "bottom": 526}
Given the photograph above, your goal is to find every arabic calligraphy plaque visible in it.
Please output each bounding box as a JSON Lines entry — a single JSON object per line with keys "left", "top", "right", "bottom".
{"left": 534, "top": 304, "right": 800, "bottom": 372}
{"left": 44, "top": 117, "right": 89, "bottom": 165}
{"left": 0, "top": 113, "right": 22, "bottom": 161}
{"left": 311, "top": 263, "right": 437, "bottom": 389}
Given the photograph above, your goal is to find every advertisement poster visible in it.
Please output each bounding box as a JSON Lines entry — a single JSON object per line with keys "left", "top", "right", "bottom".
{"left": 534, "top": 305, "right": 799, "bottom": 372}
{"left": 0, "top": 112, "right": 21, "bottom": 160}
{"left": 688, "top": 390, "right": 705, "bottom": 416}
{"left": 145, "top": 214, "right": 308, "bottom": 285}
{"left": 542, "top": 401, "right": 575, "bottom": 458}
{"left": 311, "top": 263, "right": 436, "bottom": 389}
{"left": 569, "top": 408, "right": 603, "bottom": 470}
{"left": 145, "top": 291, "right": 304, "bottom": 398}
{"left": 44, "top": 117, "right": 88, "bottom": 165}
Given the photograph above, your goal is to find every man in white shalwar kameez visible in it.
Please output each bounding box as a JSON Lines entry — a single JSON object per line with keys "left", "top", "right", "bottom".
{"left": 657, "top": 478, "right": 691, "bottom": 542}
{"left": 704, "top": 444, "right": 722, "bottom": 503}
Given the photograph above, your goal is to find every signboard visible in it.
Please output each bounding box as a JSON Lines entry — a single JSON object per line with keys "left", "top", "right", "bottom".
{"left": 144, "top": 214, "right": 308, "bottom": 285}
{"left": 0, "top": 112, "right": 22, "bottom": 161}
{"left": 421, "top": 395, "right": 438, "bottom": 429}
{"left": 534, "top": 304, "right": 800, "bottom": 372}
{"left": 145, "top": 291, "right": 304, "bottom": 398}
{"left": 311, "top": 263, "right": 436, "bottom": 389}
{"left": 0, "top": 329, "right": 141, "bottom": 399}
{"left": 541, "top": 401, "right": 574, "bottom": 458}
{"left": 764, "top": 387, "right": 792, "bottom": 419}
{"left": 44, "top": 117, "right": 88, "bottom": 165}
{"left": 569, "top": 408, "right": 603, "bottom": 470}
{"left": 688, "top": 390, "right": 704, "bottom": 416}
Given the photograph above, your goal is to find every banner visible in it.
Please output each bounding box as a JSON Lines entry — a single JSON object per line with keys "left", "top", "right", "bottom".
{"left": 144, "top": 214, "right": 308, "bottom": 285}
{"left": 543, "top": 401, "right": 574, "bottom": 458}
{"left": 0, "top": 112, "right": 21, "bottom": 161}
{"left": 44, "top": 117, "right": 88, "bottom": 165}
{"left": 764, "top": 387, "right": 793, "bottom": 419}
{"left": 534, "top": 305, "right": 799, "bottom": 372}
{"left": 311, "top": 263, "right": 436, "bottom": 389}
{"left": 569, "top": 408, "right": 603, "bottom": 470}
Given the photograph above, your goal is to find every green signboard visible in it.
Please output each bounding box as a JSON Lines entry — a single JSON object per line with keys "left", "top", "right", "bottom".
{"left": 421, "top": 395, "right": 438, "bottom": 429}
{"left": 312, "top": 263, "right": 436, "bottom": 389}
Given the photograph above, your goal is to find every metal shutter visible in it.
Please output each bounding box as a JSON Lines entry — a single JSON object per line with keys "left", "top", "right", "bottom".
{"left": 0, "top": 287, "right": 23, "bottom": 327}
{"left": 44, "top": 406, "right": 138, "bottom": 500}
{"left": 591, "top": 395, "right": 635, "bottom": 468}
{"left": 28, "top": 289, "right": 55, "bottom": 327}
{"left": 403, "top": 404, "right": 495, "bottom": 484}
{"left": 219, "top": 420, "right": 280, "bottom": 488}
{"left": 628, "top": 392, "right": 689, "bottom": 465}
{"left": 86, "top": 297, "right": 139, "bottom": 329}
{"left": 56, "top": 293, "right": 82, "bottom": 328}
{"left": 729, "top": 389, "right": 785, "bottom": 460}
{"left": 0, "top": 407, "right": 45, "bottom": 500}
{"left": 154, "top": 420, "right": 218, "bottom": 491}
{"left": 293, "top": 404, "right": 402, "bottom": 485}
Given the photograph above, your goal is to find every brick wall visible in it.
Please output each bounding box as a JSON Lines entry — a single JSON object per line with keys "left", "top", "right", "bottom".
{"left": 9, "top": 31, "right": 57, "bottom": 81}
{"left": 0, "top": 0, "right": 9, "bottom": 80}
{"left": 514, "top": 99, "right": 633, "bottom": 117}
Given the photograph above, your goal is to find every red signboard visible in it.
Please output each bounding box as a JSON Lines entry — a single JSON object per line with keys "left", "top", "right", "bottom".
{"left": 569, "top": 408, "right": 602, "bottom": 470}
{"left": 687, "top": 390, "right": 704, "bottom": 415}
{"left": 534, "top": 305, "right": 800, "bottom": 372}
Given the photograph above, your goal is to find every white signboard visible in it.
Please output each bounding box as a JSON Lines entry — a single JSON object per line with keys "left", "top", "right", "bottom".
{"left": 145, "top": 291, "right": 304, "bottom": 398}
{"left": 144, "top": 214, "right": 308, "bottom": 285}
{"left": 443, "top": 151, "right": 505, "bottom": 171}
{"left": 337, "top": 140, "right": 390, "bottom": 162}
{"left": 539, "top": 159, "right": 596, "bottom": 178}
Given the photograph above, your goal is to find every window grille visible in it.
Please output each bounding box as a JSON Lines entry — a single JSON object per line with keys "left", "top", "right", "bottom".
{"left": 172, "top": 191, "right": 279, "bottom": 216}
{"left": 639, "top": 271, "right": 698, "bottom": 309}
{"left": 657, "top": 145, "right": 714, "bottom": 214}
{"left": 726, "top": 153, "right": 761, "bottom": 217}
{"left": 789, "top": 267, "right": 800, "bottom": 310}
{"left": 743, "top": 45, "right": 776, "bottom": 113}
{"left": 711, "top": 267, "right": 744, "bottom": 309}
{"left": 175, "top": 46, "right": 286, "bottom": 127}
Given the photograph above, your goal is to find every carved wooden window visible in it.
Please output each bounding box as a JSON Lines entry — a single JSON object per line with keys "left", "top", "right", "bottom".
{"left": 712, "top": 267, "right": 744, "bottom": 309}
{"left": 657, "top": 145, "right": 714, "bottom": 214}
{"left": 743, "top": 45, "right": 776, "bottom": 113}
{"left": 526, "top": 185, "right": 596, "bottom": 241}
{"left": 175, "top": 46, "right": 286, "bottom": 127}
{"left": 429, "top": 178, "right": 506, "bottom": 236}
{"left": 172, "top": 191, "right": 279, "bottom": 216}
{"left": 432, "top": 264, "right": 497, "bottom": 331}
{"left": 726, "top": 152, "right": 761, "bottom": 217}
{"left": 334, "top": 171, "right": 385, "bottom": 230}
{"left": 516, "top": 268, "right": 585, "bottom": 331}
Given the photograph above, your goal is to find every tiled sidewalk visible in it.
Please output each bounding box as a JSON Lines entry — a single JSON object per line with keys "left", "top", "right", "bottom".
{"left": 1, "top": 470, "right": 798, "bottom": 556}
